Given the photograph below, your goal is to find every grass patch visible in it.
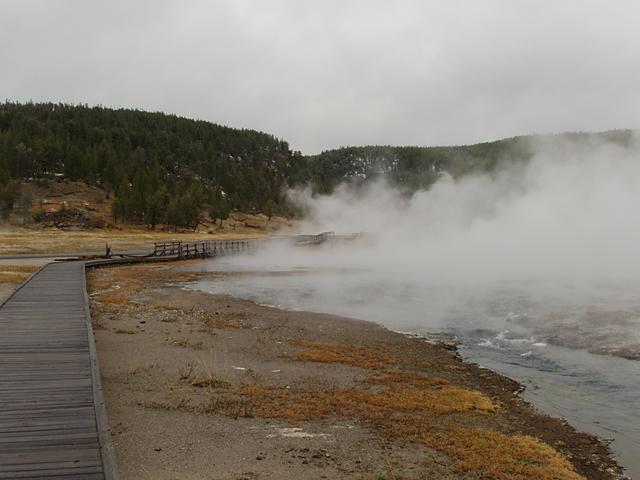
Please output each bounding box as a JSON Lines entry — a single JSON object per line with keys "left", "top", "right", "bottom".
{"left": 0, "top": 272, "right": 30, "bottom": 284}
{"left": 362, "top": 370, "right": 449, "bottom": 388}
{"left": 236, "top": 382, "right": 495, "bottom": 422}
{"left": 178, "top": 361, "right": 229, "bottom": 388}
{"left": 421, "top": 428, "right": 584, "bottom": 480}
{"left": 364, "top": 385, "right": 495, "bottom": 414}
{"left": 95, "top": 294, "right": 130, "bottom": 304}
{"left": 189, "top": 372, "right": 230, "bottom": 389}
{"left": 288, "top": 340, "right": 397, "bottom": 370}
{"left": 203, "top": 317, "right": 242, "bottom": 330}
{"left": 234, "top": 383, "right": 580, "bottom": 479}
{"left": 0, "top": 264, "right": 40, "bottom": 273}
{"left": 0, "top": 265, "right": 40, "bottom": 284}
{"left": 142, "top": 394, "right": 253, "bottom": 418}
{"left": 234, "top": 338, "right": 581, "bottom": 479}
{"left": 155, "top": 304, "right": 179, "bottom": 312}
{"left": 189, "top": 307, "right": 243, "bottom": 330}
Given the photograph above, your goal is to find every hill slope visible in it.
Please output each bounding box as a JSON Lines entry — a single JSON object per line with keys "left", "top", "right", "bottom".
{"left": 0, "top": 102, "right": 306, "bottom": 226}
{"left": 305, "top": 130, "right": 637, "bottom": 193}
{"left": 1, "top": 102, "right": 635, "bottom": 228}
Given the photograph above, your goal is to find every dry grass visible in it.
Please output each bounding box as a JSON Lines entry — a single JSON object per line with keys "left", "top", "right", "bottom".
{"left": 95, "top": 294, "right": 131, "bottom": 304}
{"left": 185, "top": 307, "right": 244, "bottom": 330}
{"left": 202, "top": 317, "right": 242, "bottom": 330}
{"left": 287, "top": 340, "right": 397, "bottom": 370}
{"left": 0, "top": 265, "right": 40, "bottom": 284}
{"left": 236, "top": 382, "right": 495, "bottom": 423}
{"left": 0, "top": 272, "right": 30, "bottom": 284}
{"left": 142, "top": 394, "right": 253, "bottom": 418}
{"left": 421, "top": 428, "right": 584, "bottom": 480}
{"left": 245, "top": 340, "right": 494, "bottom": 421}
{"left": 365, "top": 385, "right": 495, "bottom": 414}
{"left": 177, "top": 361, "right": 230, "bottom": 389}
{"left": 0, "top": 265, "right": 41, "bottom": 273}
{"left": 243, "top": 338, "right": 580, "bottom": 480}
{"left": 233, "top": 382, "right": 580, "bottom": 479}
{"left": 362, "top": 370, "right": 449, "bottom": 389}
{"left": 188, "top": 372, "right": 230, "bottom": 389}
{"left": 0, "top": 214, "right": 287, "bottom": 256}
{"left": 90, "top": 263, "right": 202, "bottom": 297}
{"left": 154, "top": 304, "right": 179, "bottom": 312}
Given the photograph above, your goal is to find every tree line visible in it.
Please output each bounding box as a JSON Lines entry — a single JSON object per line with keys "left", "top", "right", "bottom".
{"left": 0, "top": 102, "right": 308, "bottom": 227}
{"left": 1, "top": 102, "right": 633, "bottom": 226}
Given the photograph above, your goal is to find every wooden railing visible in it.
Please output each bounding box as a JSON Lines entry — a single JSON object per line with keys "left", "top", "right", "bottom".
{"left": 294, "top": 231, "right": 335, "bottom": 245}
{"left": 152, "top": 238, "right": 264, "bottom": 259}
{"left": 151, "top": 232, "right": 364, "bottom": 260}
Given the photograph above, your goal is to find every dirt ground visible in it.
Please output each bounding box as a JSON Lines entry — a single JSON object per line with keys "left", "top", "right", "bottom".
{"left": 0, "top": 180, "right": 295, "bottom": 256}
{"left": 86, "top": 262, "right": 626, "bottom": 480}
{"left": 0, "top": 214, "right": 295, "bottom": 256}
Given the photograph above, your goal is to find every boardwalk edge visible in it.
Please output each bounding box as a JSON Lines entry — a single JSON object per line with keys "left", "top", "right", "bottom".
{"left": 83, "top": 262, "right": 120, "bottom": 480}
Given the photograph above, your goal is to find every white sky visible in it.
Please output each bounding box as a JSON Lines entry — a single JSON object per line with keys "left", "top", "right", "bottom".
{"left": 1, "top": 0, "right": 639, "bottom": 153}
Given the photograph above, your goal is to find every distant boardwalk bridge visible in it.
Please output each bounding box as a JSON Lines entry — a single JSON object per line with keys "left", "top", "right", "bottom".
{"left": 0, "top": 232, "right": 361, "bottom": 479}
{"left": 150, "top": 238, "right": 264, "bottom": 259}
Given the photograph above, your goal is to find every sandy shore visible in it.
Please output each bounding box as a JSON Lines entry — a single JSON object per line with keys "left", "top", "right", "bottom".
{"left": 86, "top": 261, "right": 626, "bottom": 480}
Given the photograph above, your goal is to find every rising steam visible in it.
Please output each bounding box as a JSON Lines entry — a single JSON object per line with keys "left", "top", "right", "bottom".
{"left": 198, "top": 133, "right": 640, "bottom": 344}
{"left": 284, "top": 133, "right": 640, "bottom": 283}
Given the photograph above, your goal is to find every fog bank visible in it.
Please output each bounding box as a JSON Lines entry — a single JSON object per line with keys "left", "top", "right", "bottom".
{"left": 279, "top": 134, "right": 640, "bottom": 283}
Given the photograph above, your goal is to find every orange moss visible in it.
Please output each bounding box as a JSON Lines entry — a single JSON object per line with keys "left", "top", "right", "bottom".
{"left": 362, "top": 370, "right": 449, "bottom": 388}
{"left": 237, "top": 383, "right": 494, "bottom": 422}
{"left": 366, "top": 385, "right": 495, "bottom": 414}
{"left": 203, "top": 318, "right": 242, "bottom": 330}
{"left": 421, "top": 428, "right": 584, "bottom": 480}
{"left": 95, "top": 294, "right": 130, "bottom": 304}
{"left": 154, "top": 304, "right": 178, "bottom": 312}
{"left": 288, "top": 340, "right": 397, "bottom": 370}
{"left": 235, "top": 383, "right": 579, "bottom": 479}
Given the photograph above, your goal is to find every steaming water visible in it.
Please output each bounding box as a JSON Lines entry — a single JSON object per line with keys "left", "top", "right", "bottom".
{"left": 187, "top": 257, "right": 640, "bottom": 478}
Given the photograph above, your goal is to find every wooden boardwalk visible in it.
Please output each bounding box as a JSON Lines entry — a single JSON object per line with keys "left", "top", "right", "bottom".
{"left": 0, "top": 262, "right": 116, "bottom": 480}
{"left": 0, "top": 233, "right": 342, "bottom": 478}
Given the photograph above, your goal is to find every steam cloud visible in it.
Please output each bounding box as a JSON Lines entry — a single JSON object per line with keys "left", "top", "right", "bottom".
{"left": 201, "top": 133, "right": 640, "bottom": 340}
{"left": 284, "top": 134, "right": 640, "bottom": 283}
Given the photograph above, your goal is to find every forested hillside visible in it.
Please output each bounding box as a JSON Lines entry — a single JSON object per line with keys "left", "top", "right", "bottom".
{"left": 0, "top": 102, "right": 634, "bottom": 228}
{"left": 306, "top": 130, "right": 636, "bottom": 193}
{"left": 0, "top": 102, "right": 306, "bottom": 226}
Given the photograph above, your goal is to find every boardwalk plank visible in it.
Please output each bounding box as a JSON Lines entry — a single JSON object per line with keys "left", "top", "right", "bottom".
{"left": 0, "top": 262, "right": 115, "bottom": 479}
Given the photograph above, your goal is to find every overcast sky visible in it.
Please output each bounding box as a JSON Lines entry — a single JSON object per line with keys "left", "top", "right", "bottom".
{"left": 1, "top": 0, "right": 639, "bottom": 153}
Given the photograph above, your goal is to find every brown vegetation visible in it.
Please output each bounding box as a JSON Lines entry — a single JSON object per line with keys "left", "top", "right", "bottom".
{"left": 146, "top": 337, "right": 579, "bottom": 479}
{"left": 0, "top": 180, "right": 295, "bottom": 256}
{"left": 0, "top": 264, "right": 39, "bottom": 285}
{"left": 95, "top": 294, "right": 131, "bottom": 304}
{"left": 421, "top": 428, "right": 584, "bottom": 480}
{"left": 87, "top": 263, "right": 619, "bottom": 480}
{"left": 287, "top": 340, "right": 397, "bottom": 370}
